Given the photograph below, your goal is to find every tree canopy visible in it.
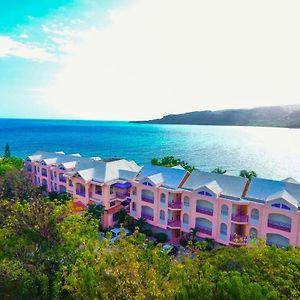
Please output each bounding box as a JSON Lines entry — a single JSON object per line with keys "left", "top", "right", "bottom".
{"left": 151, "top": 156, "right": 195, "bottom": 172}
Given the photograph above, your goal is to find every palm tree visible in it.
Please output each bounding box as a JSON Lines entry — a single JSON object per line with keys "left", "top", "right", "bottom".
{"left": 239, "top": 170, "right": 257, "bottom": 180}
{"left": 135, "top": 217, "right": 147, "bottom": 231}
{"left": 212, "top": 167, "right": 227, "bottom": 174}
{"left": 189, "top": 228, "right": 198, "bottom": 243}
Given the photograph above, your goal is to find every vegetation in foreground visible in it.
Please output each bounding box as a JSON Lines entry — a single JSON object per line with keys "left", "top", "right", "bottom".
{"left": 0, "top": 171, "right": 299, "bottom": 299}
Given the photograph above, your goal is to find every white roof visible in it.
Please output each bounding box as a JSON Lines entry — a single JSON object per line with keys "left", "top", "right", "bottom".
{"left": 245, "top": 177, "right": 300, "bottom": 207}
{"left": 195, "top": 180, "right": 223, "bottom": 194}
{"left": 266, "top": 190, "right": 298, "bottom": 207}
{"left": 282, "top": 177, "right": 299, "bottom": 184}
{"left": 182, "top": 169, "right": 248, "bottom": 199}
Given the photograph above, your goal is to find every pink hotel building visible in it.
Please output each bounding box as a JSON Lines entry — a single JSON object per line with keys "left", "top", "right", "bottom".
{"left": 25, "top": 151, "right": 300, "bottom": 248}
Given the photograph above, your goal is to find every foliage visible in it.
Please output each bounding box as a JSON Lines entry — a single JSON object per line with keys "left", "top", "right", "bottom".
{"left": 240, "top": 169, "right": 258, "bottom": 180}
{"left": 0, "top": 157, "right": 23, "bottom": 177}
{"left": 87, "top": 203, "right": 104, "bottom": 220}
{"left": 151, "top": 156, "right": 195, "bottom": 172}
{"left": 1, "top": 179, "right": 300, "bottom": 299}
{"left": 4, "top": 143, "right": 11, "bottom": 158}
{"left": 135, "top": 217, "right": 147, "bottom": 231}
{"left": 212, "top": 167, "right": 227, "bottom": 174}
{"left": 153, "top": 232, "right": 168, "bottom": 243}
{"left": 0, "top": 169, "right": 41, "bottom": 200}
{"left": 142, "top": 228, "right": 153, "bottom": 237}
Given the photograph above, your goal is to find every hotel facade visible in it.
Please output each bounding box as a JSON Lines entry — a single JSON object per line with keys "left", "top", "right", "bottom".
{"left": 25, "top": 151, "right": 300, "bottom": 248}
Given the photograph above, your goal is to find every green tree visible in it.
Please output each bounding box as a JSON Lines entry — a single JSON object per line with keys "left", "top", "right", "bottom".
{"left": 240, "top": 169, "right": 257, "bottom": 180}
{"left": 212, "top": 167, "right": 227, "bottom": 174}
{"left": 151, "top": 156, "right": 195, "bottom": 172}
{"left": 4, "top": 143, "right": 11, "bottom": 158}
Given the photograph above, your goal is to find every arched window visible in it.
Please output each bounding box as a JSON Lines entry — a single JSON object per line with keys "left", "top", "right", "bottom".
{"left": 160, "top": 210, "right": 165, "bottom": 220}
{"left": 183, "top": 213, "right": 189, "bottom": 224}
{"left": 160, "top": 193, "right": 166, "bottom": 205}
{"left": 249, "top": 228, "right": 258, "bottom": 239}
{"left": 251, "top": 208, "right": 259, "bottom": 221}
{"left": 132, "top": 186, "right": 137, "bottom": 195}
{"left": 76, "top": 183, "right": 86, "bottom": 197}
{"left": 221, "top": 204, "right": 228, "bottom": 216}
{"left": 183, "top": 196, "right": 190, "bottom": 207}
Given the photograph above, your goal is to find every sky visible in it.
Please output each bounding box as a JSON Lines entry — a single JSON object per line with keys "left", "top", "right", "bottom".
{"left": 0, "top": 0, "right": 300, "bottom": 121}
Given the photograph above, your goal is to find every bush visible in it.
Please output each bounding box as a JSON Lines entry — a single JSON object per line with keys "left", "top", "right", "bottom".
{"left": 142, "top": 229, "right": 153, "bottom": 237}
{"left": 153, "top": 232, "right": 168, "bottom": 243}
{"left": 179, "top": 235, "right": 189, "bottom": 247}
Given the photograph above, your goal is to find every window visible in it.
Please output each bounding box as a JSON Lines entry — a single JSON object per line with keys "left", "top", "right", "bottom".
{"left": 68, "top": 179, "right": 73, "bottom": 187}
{"left": 132, "top": 202, "right": 136, "bottom": 212}
{"left": 41, "top": 168, "right": 47, "bottom": 176}
{"left": 160, "top": 193, "right": 166, "bottom": 205}
{"left": 54, "top": 183, "right": 57, "bottom": 191}
{"left": 113, "top": 213, "right": 118, "bottom": 222}
{"left": 132, "top": 187, "right": 137, "bottom": 195}
{"left": 183, "top": 196, "right": 190, "bottom": 207}
{"left": 26, "top": 164, "right": 32, "bottom": 172}
{"left": 142, "top": 181, "right": 153, "bottom": 187}
{"left": 110, "top": 186, "right": 114, "bottom": 194}
{"left": 198, "top": 191, "right": 213, "bottom": 197}
{"left": 271, "top": 203, "right": 291, "bottom": 211}
{"left": 110, "top": 201, "right": 116, "bottom": 207}
{"left": 160, "top": 210, "right": 165, "bottom": 220}
{"left": 95, "top": 185, "right": 102, "bottom": 195}
{"left": 183, "top": 213, "right": 189, "bottom": 224}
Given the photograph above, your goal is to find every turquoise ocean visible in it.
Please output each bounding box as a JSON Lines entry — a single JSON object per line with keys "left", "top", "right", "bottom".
{"left": 0, "top": 119, "right": 299, "bottom": 181}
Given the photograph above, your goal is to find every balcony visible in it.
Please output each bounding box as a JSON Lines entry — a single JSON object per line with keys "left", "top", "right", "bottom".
{"left": 231, "top": 214, "right": 249, "bottom": 223}
{"left": 168, "top": 202, "right": 182, "bottom": 209}
{"left": 76, "top": 190, "right": 86, "bottom": 197}
{"left": 59, "top": 176, "right": 66, "bottom": 183}
{"left": 141, "top": 212, "right": 154, "bottom": 221}
{"left": 141, "top": 195, "right": 154, "bottom": 204}
{"left": 167, "top": 220, "right": 181, "bottom": 228}
{"left": 196, "top": 206, "right": 213, "bottom": 216}
{"left": 230, "top": 234, "right": 247, "bottom": 245}
{"left": 195, "top": 225, "right": 212, "bottom": 236}
{"left": 115, "top": 192, "right": 130, "bottom": 200}
{"left": 267, "top": 220, "right": 291, "bottom": 232}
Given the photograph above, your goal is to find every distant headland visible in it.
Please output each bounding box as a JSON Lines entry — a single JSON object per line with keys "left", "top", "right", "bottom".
{"left": 132, "top": 104, "right": 300, "bottom": 128}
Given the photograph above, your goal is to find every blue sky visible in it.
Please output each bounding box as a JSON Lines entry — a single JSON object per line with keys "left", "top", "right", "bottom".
{"left": 0, "top": 0, "right": 300, "bottom": 120}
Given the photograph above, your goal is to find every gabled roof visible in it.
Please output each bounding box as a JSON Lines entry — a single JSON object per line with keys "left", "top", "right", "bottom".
{"left": 282, "top": 177, "right": 299, "bottom": 184}
{"left": 68, "top": 158, "right": 141, "bottom": 183}
{"left": 141, "top": 173, "right": 164, "bottom": 186}
{"left": 135, "top": 164, "right": 188, "bottom": 189}
{"left": 182, "top": 169, "right": 248, "bottom": 199}
{"left": 195, "top": 180, "right": 223, "bottom": 194}
{"left": 266, "top": 190, "right": 298, "bottom": 207}
{"left": 244, "top": 177, "right": 300, "bottom": 207}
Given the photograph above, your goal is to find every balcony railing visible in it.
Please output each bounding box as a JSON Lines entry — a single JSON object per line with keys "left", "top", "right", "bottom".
{"left": 141, "top": 212, "right": 154, "bottom": 221}
{"left": 168, "top": 202, "right": 182, "bottom": 209}
{"left": 230, "top": 234, "right": 247, "bottom": 244}
{"left": 231, "top": 214, "right": 249, "bottom": 223}
{"left": 141, "top": 195, "right": 154, "bottom": 204}
{"left": 167, "top": 220, "right": 181, "bottom": 227}
{"left": 76, "top": 190, "right": 86, "bottom": 197}
{"left": 195, "top": 225, "right": 212, "bottom": 236}
{"left": 196, "top": 206, "right": 213, "bottom": 216}
{"left": 116, "top": 192, "right": 130, "bottom": 199}
{"left": 267, "top": 219, "right": 291, "bottom": 232}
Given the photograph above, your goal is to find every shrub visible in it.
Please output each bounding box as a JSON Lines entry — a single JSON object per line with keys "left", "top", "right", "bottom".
{"left": 142, "top": 229, "right": 153, "bottom": 237}
{"left": 153, "top": 232, "right": 168, "bottom": 243}
{"left": 179, "top": 235, "right": 189, "bottom": 247}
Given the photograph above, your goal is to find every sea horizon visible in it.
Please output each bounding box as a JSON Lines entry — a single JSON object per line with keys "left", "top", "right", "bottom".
{"left": 0, "top": 118, "right": 299, "bottom": 181}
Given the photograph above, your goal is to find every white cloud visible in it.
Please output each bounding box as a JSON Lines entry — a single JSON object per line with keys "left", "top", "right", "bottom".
{"left": 0, "top": 36, "right": 57, "bottom": 62}
{"left": 44, "top": 0, "right": 300, "bottom": 120}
